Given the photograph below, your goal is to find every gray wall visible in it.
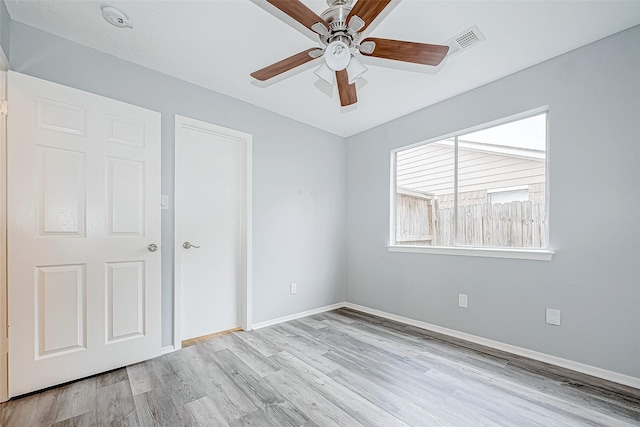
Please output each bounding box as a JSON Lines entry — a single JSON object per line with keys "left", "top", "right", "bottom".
{"left": 0, "top": 0, "right": 9, "bottom": 61}
{"left": 8, "top": 12, "right": 639, "bottom": 380}
{"left": 346, "top": 25, "right": 640, "bottom": 378}
{"left": 9, "top": 22, "right": 347, "bottom": 345}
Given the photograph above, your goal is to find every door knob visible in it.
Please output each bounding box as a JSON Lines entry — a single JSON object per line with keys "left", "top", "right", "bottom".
{"left": 147, "top": 243, "right": 159, "bottom": 252}
{"left": 183, "top": 242, "right": 200, "bottom": 249}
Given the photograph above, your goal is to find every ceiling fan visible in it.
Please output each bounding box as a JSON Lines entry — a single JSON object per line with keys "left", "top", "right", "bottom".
{"left": 251, "top": 0, "right": 450, "bottom": 107}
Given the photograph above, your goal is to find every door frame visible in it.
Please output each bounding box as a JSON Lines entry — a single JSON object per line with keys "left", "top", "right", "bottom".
{"left": 0, "top": 48, "right": 9, "bottom": 403}
{"left": 173, "top": 115, "right": 252, "bottom": 351}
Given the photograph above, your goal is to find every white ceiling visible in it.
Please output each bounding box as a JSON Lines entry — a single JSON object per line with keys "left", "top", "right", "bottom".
{"left": 6, "top": 0, "right": 640, "bottom": 137}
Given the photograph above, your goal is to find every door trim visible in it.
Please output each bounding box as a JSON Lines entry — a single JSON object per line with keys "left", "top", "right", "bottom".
{"left": 0, "top": 65, "right": 8, "bottom": 403}
{"left": 173, "top": 115, "right": 252, "bottom": 351}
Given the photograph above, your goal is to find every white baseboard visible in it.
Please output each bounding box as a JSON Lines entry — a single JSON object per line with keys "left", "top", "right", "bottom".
{"left": 251, "top": 303, "right": 345, "bottom": 330}
{"left": 343, "top": 302, "right": 640, "bottom": 390}
{"left": 161, "top": 345, "right": 175, "bottom": 355}
{"left": 248, "top": 301, "right": 640, "bottom": 389}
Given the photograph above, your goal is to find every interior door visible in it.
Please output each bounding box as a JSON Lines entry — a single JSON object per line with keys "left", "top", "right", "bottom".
{"left": 7, "top": 71, "right": 161, "bottom": 397}
{"left": 175, "top": 115, "right": 249, "bottom": 342}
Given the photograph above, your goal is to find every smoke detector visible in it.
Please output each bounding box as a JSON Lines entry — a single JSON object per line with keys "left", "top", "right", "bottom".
{"left": 101, "top": 5, "right": 133, "bottom": 29}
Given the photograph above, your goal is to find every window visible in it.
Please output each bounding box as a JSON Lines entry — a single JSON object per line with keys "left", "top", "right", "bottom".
{"left": 392, "top": 112, "right": 548, "bottom": 253}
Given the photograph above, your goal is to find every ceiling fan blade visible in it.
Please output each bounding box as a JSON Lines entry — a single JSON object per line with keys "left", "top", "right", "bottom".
{"left": 266, "top": 0, "right": 329, "bottom": 33}
{"left": 336, "top": 69, "right": 357, "bottom": 107}
{"left": 346, "top": 0, "right": 392, "bottom": 33}
{"left": 251, "top": 48, "right": 320, "bottom": 81}
{"left": 308, "top": 48, "right": 325, "bottom": 59}
{"left": 360, "top": 37, "right": 450, "bottom": 66}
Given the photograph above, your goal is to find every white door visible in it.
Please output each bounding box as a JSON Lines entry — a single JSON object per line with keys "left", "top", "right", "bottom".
{"left": 175, "top": 115, "right": 250, "bottom": 342}
{"left": 7, "top": 71, "right": 161, "bottom": 397}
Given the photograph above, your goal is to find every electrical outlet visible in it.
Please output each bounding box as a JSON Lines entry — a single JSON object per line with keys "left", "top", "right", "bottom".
{"left": 546, "top": 308, "right": 561, "bottom": 325}
{"left": 458, "top": 294, "right": 468, "bottom": 308}
{"left": 290, "top": 283, "right": 297, "bottom": 295}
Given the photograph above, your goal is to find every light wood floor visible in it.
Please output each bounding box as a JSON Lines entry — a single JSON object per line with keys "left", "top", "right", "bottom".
{"left": 1, "top": 308, "right": 639, "bottom": 426}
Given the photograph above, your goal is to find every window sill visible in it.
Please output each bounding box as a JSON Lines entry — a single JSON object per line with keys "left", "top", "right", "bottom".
{"left": 387, "top": 245, "right": 554, "bottom": 261}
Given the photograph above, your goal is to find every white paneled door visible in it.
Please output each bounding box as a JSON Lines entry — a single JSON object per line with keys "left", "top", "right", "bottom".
{"left": 7, "top": 72, "right": 161, "bottom": 397}
{"left": 175, "top": 115, "right": 251, "bottom": 343}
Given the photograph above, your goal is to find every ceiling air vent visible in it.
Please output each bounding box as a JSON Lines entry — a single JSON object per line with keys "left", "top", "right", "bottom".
{"left": 444, "top": 25, "right": 485, "bottom": 58}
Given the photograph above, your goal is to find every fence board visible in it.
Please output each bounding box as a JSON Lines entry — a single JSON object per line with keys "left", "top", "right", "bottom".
{"left": 511, "top": 201, "right": 522, "bottom": 247}
{"left": 436, "top": 207, "right": 454, "bottom": 246}
{"left": 538, "top": 203, "right": 547, "bottom": 248}
{"left": 522, "top": 201, "right": 532, "bottom": 247}
{"left": 472, "top": 204, "right": 482, "bottom": 246}
{"left": 502, "top": 204, "right": 511, "bottom": 246}
{"left": 482, "top": 203, "right": 493, "bottom": 246}
{"left": 397, "top": 195, "right": 546, "bottom": 248}
{"left": 492, "top": 204, "right": 503, "bottom": 246}
{"left": 532, "top": 202, "right": 540, "bottom": 247}
{"left": 458, "top": 205, "right": 466, "bottom": 245}
{"left": 396, "top": 194, "right": 431, "bottom": 242}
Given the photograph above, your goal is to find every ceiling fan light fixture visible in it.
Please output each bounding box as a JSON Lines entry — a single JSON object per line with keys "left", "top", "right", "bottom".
{"left": 314, "top": 61, "right": 335, "bottom": 84}
{"left": 346, "top": 55, "right": 368, "bottom": 84}
{"left": 324, "top": 40, "right": 350, "bottom": 71}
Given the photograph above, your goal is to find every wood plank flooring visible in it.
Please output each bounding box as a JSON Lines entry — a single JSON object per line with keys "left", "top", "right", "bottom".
{"left": 1, "top": 308, "right": 639, "bottom": 426}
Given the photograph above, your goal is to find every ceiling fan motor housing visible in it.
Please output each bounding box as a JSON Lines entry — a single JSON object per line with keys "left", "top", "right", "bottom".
{"left": 320, "top": 2, "right": 360, "bottom": 48}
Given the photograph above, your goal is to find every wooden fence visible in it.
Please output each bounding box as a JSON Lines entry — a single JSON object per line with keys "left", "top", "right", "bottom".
{"left": 396, "top": 194, "right": 546, "bottom": 248}
{"left": 435, "top": 201, "right": 546, "bottom": 248}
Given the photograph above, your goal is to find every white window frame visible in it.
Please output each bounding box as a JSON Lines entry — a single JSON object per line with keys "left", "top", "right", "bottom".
{"left": 389, "top": 107, "right": 554, "bottom": 261}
